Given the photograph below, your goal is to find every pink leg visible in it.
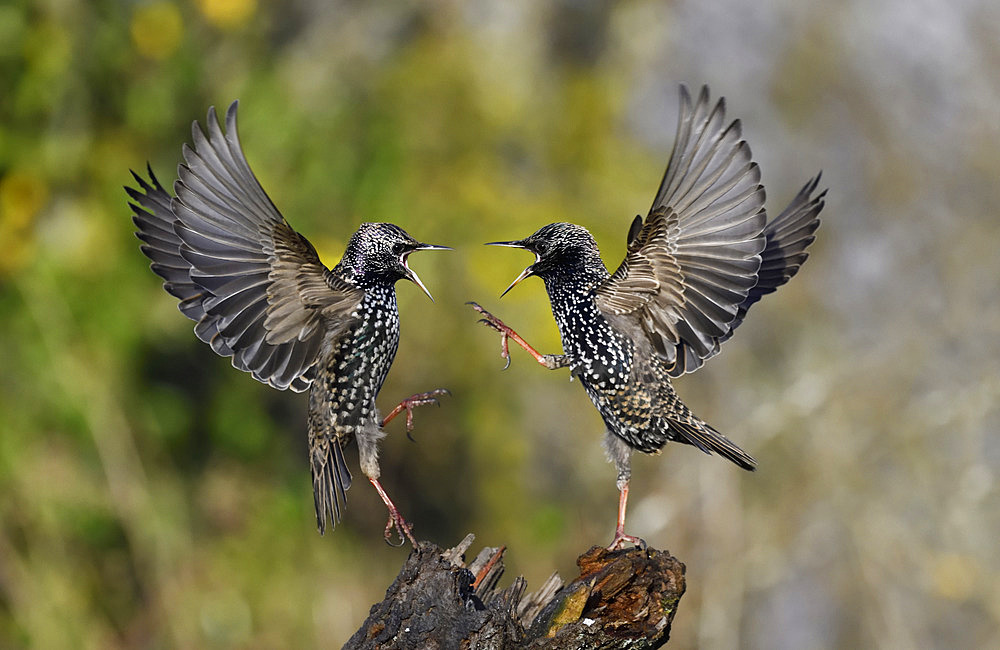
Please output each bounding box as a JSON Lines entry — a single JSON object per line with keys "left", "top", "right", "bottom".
{"left": 608, "top": 481, "right": 647, "bottom": 550}
{"left": 369, "top": 476, "right": 418, "bottom": 547}
{"left": 372, "top": 390, "right": 449, "bottom": 545}
{"left": 381, "top": 389, "right": 450, "bottom": 435}
{"left": 468, "top": 302, "right": 561, "bottom": 370}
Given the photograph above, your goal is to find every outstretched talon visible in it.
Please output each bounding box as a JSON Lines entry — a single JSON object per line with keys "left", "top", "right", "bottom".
{"left": 382, "top": 389, "right": 451, "bottom": 439}
{"left": 468, "top": 301, "right": 567, "bottom": 370}
{"left": 468, "top": 301, "right": 513, "bottom": 369}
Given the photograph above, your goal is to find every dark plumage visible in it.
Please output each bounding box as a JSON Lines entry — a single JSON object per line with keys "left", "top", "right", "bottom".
{"left": 471, "top": 85, "right": 825, "bottom": 549}
{"left": 127, "top": 102, "right": 449, "bottom": 544}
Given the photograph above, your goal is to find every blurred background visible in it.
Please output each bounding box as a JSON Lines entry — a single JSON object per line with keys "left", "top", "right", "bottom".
{"left": 2, "top": 0, "right": 998, "bottom": 647}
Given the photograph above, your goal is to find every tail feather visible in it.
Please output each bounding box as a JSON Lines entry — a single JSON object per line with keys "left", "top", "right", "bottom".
{"left": 312, "top": 437, "right": 353, "bottom": 534}
{"left": 671, "top": 418, "right": 757, "bottom": 471}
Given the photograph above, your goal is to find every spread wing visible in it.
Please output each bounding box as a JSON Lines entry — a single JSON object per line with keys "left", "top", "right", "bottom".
{"left": 595, "top": 85, "right": 767, "bottom": 376}
{"left": 128, "top": 165, "right": 210, "bottom": 323}
{"left": 716, "top": 173, "right": 825, "bottom": 349}
{"left": 129, "top": 101, "right": 364, "bottom": 391}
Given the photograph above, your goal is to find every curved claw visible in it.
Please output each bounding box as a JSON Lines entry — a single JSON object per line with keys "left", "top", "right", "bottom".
{"left": 470, "top": 302, "right": 525, "bottom": 369}
{"left": 476, "top": 317, "right": 500, "bottom": 332}
{"left": 470, "top": 303, "right": 504, "bottom": 333}
{"left": 382, "top": 389, "right": 451, "bottom": 434}
{"left": 384, "top": 517, "right": 406, "bottom": 547}
{"left": 383, "top": 511, "right": 418, "bottom": 548}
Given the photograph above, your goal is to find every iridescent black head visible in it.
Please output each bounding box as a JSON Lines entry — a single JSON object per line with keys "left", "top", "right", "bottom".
{"left": 341, "top": 223, "right": 450, "bottom": 299}
{"left": 487, "top": 222, "right": 605, "bottom": 296}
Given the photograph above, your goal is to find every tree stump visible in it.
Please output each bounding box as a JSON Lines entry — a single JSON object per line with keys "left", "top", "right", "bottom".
{"left": 345, "top": 535, "right": 686, "bottom": 649}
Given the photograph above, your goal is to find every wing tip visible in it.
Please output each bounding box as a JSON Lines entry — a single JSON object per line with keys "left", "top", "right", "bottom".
{"left": 205, "top": 104, "right": 220, "bottom": 128}
{"left": 679, "top": 83, "right": 691, "bottom": 110}
{"left": 226, "top": 100, "right": 239, "bottom": 127}
{"left": 126, "top": 163, "right": 165, "bottom": 194}
{"left": 696, "top": 83, "right": 711, "bottom": 105}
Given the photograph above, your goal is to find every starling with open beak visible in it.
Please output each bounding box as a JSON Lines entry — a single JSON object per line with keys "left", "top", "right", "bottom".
{"left": 471, "top": 85, "right": 825, "bottom": 549}
{"left": 128, "top": 102, "right": 450, "bottom": 545}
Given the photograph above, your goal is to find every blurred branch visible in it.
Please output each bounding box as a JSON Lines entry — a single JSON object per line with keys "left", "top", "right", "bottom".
{"left": 345, "top": 534, "right": 686, "bottom": 649}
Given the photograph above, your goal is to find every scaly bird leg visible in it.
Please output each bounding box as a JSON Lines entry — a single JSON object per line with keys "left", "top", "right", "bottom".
{"left": 381, "top": 389, "right": 451, "bottom": 440}
{"left": 608, "top": 480, "right": 647, "bottom": 551}
{"left": 468, "top": 302, "right": 569, "bottom": 370}
{"left": 371, "top": 389, "right": 450, "bottom": 544}
{"left": 368, "top": 476, "right": 418, "bottom": 547}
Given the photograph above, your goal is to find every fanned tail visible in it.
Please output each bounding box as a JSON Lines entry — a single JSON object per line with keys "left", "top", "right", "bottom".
{"left": 311, "top": 437, "right": 353, "bottom": 534}
{"left": 671, "top": 418, "right": 757, "bottom": 471}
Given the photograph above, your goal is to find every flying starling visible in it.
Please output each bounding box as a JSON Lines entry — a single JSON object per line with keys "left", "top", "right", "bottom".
{"left": 127, "top": 102, "right": 450, "bottom": 545}
{"left": 471, "top": 85, "right": 825, "bottom": 549}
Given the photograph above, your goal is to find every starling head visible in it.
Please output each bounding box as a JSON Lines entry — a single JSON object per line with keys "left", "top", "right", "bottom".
{"left": 342, "top": 222, "right": 450, "bottom": 299}
{"left": 487, "top": 222, "right": 604, "bottom": 295}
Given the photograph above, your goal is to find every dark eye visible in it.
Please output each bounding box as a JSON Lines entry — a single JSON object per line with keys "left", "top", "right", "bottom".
{"left": 392, "top": 242, "right": 407, "bottom": 256}
{"left": 534, "top": 241, "right": 548, "bottom": 255}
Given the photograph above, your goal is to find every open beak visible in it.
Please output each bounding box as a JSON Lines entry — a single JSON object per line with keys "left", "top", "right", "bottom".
{"left": 499, "top": 265, "right": 534, "bottom": 297}
{"left": 485, "top": 240, "right": 536, "bottom": 297}
{"left": 402, "top": 243, "right": 451, "bottom": 301}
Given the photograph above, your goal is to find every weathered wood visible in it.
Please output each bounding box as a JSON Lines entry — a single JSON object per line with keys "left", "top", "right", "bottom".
{"left": 344, "top": 535, "right": 686, "bottom": 649}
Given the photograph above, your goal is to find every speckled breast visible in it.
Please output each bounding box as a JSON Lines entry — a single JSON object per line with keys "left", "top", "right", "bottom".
{"left": 550, "top": 290, "right": 634, "bottom": 389}
{"left": 321, "top": 285, "right": 400, "bottom": 432}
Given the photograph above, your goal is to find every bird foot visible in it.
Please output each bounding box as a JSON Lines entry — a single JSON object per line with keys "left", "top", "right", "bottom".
{"left": 468, "top": 302, "right": 515, "bottom": 369}
{"left": 383, "top": 511, "right": 418, "bottom": 547}
{"left": 382, "top": 389, "right": 451, "bottom": 439}
{"left": 607, "top": 530, "right": 647, "bottom": 551}
{"left": 369, "top": 476, "right": 418, "bottom": 547}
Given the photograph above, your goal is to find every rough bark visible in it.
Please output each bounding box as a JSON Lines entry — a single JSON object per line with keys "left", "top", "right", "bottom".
{"left": 344, "top": 535, "right": 686, "bottom": 649}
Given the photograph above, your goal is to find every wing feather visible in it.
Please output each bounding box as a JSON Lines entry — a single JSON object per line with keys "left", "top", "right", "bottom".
{"left": 128, "top": 166, "right": 209, "bottom": 319}
{"left": 596, "top": 86, "right": 767, "bottom": 373}
{"left": 173, "top": 102, "right": 364, "bottom": 390}
{"left": 596, "top": 87, "right": 826, "bottom": 375}
{"left": 127, "top": 102, "right": 364, "bottom": 392}
{"left": 714, "top": 173, "right": 826, "bottom": 349}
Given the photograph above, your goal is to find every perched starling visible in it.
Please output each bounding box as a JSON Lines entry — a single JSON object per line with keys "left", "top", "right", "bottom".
{"left": 127, "top": 102, "right": 450, "bottom": 545}
{"left": 471, "top": 86, "right": 825, "bottom": 549}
